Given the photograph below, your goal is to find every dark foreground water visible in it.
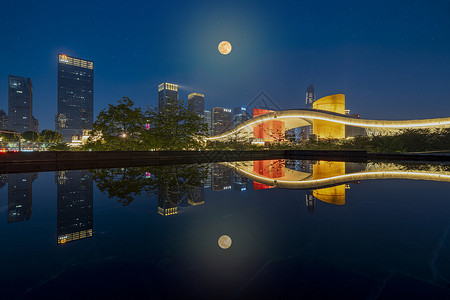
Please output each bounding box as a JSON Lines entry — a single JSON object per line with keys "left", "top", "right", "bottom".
{"left": 0, "top": 159, "right": 450, "bottom": 299}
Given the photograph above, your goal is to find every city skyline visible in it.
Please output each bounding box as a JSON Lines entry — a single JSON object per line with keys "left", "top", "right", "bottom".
{"left": 0, "top": 1, "right": 449, "bottom": 131}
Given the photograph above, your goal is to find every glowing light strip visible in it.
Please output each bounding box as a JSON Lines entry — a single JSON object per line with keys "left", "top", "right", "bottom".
{"left": 224, "top": 163, "right": 450, "bottom": 188}
{"left": 206, "top": 111, "right": 450, "bottom": 140}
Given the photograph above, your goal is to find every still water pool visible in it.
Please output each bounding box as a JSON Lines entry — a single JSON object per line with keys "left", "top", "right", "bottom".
{"left": 1, "top": 159, "right": 450, "bottom": 299}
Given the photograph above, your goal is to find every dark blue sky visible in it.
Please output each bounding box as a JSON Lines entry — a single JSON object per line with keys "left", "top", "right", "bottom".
{"left": 1, "top": 0, "right": 450, "bottom": 130}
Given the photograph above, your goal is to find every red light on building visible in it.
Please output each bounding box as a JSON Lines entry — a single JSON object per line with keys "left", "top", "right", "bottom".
{"left": 253, "top": 109, "right": 285, "bottom": 141}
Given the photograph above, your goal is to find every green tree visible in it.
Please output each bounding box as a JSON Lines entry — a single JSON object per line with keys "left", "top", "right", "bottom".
{"left": 48, "top": 142, "right": 71, "bottom": 151}
{"left": 84, "top": 97, "right": 146, "bottom": 151}
{"left": 39, "top": 129, "right": 62, "bottom": 143}
{"left": 145, "top": 98, "right": 207, "bottom": 150}
{"left": 22, "top": 131, "right": 39, "bottom": 141}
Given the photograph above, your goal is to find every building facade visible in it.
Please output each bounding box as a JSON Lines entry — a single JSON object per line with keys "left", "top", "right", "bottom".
{"left": 212, "top": 107, "right": 232, "bottom": 135}
{"left": 158, "top": 82, "right": 178, "bottom": 110}
{"left": 204, "top": 110, "right": 212, "bottom": 136}
{"left": 8, "top": 75, "right": 33, "bottom": 133}
{"left": 0, "top": 109, "right": 8, "bottom": 130}
{"left": 188, "top": 93, "right": 204, "bottom": 117}
{"left": 232, "top": 107, "right": 250, "bottom": 128}
{"left": 56, "top": 54, "right": 94, "bottom": 142}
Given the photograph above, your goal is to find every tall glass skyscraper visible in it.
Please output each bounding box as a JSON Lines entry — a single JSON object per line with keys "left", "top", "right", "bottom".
{"left": 232, "top": 107, "right": 250, "bottom": 128}
{"left": 158, "top": 82, "right": 178, "bottom": 111}
{"left": 306, "top": 84, "right": 315, "bottom": 108}
{"left": 56, "top": 54, "right": 94, "bottom": 142}
{"left": 8, "top": 75, "right": 33, "bottom": 133}
{"left": 188, "top": 93, "right": 204, "bottom": 117}
{"left": 212, "top": 107, "right": 232, "bottom": 135}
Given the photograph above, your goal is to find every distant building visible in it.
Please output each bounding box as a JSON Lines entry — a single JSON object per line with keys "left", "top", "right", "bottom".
{"left": 232, "top": 107, "right": 250, "bottom": 128}
{"left": 212, "top": 107, "right": 232, "bottom": 135}
{"left": 345, "top": 113, "right": 367, "bottom": 138}
{"left": 302, "top": 84, "right": 315, "bottom": 139}
{"left": 158, "top": 82, "right": 178, "bottom": 110}
{"left": 32, "top": 116, "right": 39, "bottom": 133}
{"left": 0, "top": 109, "right": 8, "bottom": 130}
{"left": 8, "top": 75, "right": 33, "bottom": 133}
{"left": 56, "top": 54, "right": 94, "bottom": 142}
{"left": 8, "top": 173, "right": 38, "bottom": 223}
{"left": 188, "top": 93, "right": 205, "bottom": 117}
{"left": 204, "top": 110, "right": 212, "bottom": 136}
{"left": 56, "top": 170, "right": 93, "bottom": 244}
{"left": 188, "top": 186, "right": 204, "bottom": 206}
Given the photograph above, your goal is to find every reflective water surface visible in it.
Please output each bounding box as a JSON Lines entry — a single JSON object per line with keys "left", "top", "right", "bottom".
{"left": 1, "top": 159, "right": 450, "bottom": 299}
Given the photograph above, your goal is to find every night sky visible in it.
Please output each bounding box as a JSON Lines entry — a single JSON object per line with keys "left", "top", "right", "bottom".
{"left": 1, "top": 0, "right": 450, "bottom": 131}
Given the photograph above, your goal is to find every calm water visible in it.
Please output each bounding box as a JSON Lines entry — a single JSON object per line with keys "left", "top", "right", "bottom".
{"left": 1, "top": 159, "right": 450, "bottom": 299}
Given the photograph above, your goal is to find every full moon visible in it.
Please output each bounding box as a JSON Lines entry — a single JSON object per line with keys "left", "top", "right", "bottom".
{"left": 218, "top": 41, "right": 232, "bottom": 55}
{"left": 218, "top": 235, "right": 232, "bottom": 249}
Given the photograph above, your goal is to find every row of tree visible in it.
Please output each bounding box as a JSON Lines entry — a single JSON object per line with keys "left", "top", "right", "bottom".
{"left": 1, "top": 129, "right": 62, "bottom": 143}
{"left": 82, "top": 97, "right": 207, "bottom": 151}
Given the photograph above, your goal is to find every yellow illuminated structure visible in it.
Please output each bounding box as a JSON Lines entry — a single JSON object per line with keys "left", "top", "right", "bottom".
{"left": 312, "top": 161, "right": 346, "bottom": 205}
{"left": 206, "top": 94, "right": 450, "bottom": 141}
{"left": 158, "top": 206, "right": 178, "bottom": 216}
{"left": 158, "top": 82, "right": 178, "bottom": 92}
{"left": 57, "top": 229, "right": 93, "bottom": 244}
{"left": 58, "top": 54, "right": 93, "bottom": 69}
{"left": 312, "top": 94, "right": 346, "bottom": 139}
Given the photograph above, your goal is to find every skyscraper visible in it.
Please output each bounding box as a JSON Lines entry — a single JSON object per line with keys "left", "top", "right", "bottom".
{"left": 306, "top": 84, "right": 315, "bottom": 108}
{"left": 158, "top": 82, "right": 178, "bottom": 110}
{"left": 232, "top": 107, "right": 250, "bottom": 128}
{"left": 204, "top": 110, "right": 212, "bottom": 136}
{"left": 302, "top": 84, "right": 315, "bottom": 139}
{"left": 188, "top": 93, "right": 205, "bottom": 117}
{"left": 212, "top": 107, "right": 232, "bottom": 135}
{"left": 8, "top": 75, "right": 33, "bottom": 133}
{"left": 56, "top": 170, "right": 93, "bottom": 244}
{"left": 0, "top": 109, "right": 8, "bottom": 130}
{"left": 56, "top": 54, "right": 94, "bottom": 142}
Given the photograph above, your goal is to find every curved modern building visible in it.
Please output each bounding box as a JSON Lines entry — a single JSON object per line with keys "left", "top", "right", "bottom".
{"left": 207, "top": 94, "right": 450, "bottom": 141}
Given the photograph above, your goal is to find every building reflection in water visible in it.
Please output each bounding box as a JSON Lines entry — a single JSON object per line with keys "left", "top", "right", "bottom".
{"left": 7, "top": 173, "right": 38, "bottom": 223}
{"left": 211, "top": 164, "right": 232, "bottom": 191}
{"left": 56, "top": 170, "right": 93, "bottom": 244}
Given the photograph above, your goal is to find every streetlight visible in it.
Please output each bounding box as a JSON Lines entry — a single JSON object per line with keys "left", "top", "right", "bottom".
{"left": 121, "top": 133, "right": 127, "bottom": 138}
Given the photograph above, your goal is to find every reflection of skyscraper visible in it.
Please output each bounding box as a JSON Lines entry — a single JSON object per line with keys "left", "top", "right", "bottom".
{"left": 158, "top": 189, "right": 179, "bottom": 216}
{"left": 8, "top": 75, "right": 34, "bottom": 133}
{"left": 158, "top": 82, "right": 178, "bottom": 111}
{"left": 305, "top": 192, "right": 316, "bottom": 213}
{"left": 0, "top": 173, "right": 8, "bottom": 189}
{"left": 7, "top": 173, "right": 38, "bottom": 223}
{"left": 211, "top": 164, "right": 232, "bottom": 191}
{"left": 212, "top": 107, "right": 232, "bottom": 135}
{"left": 188, "top": 186, "right": 204, "bottom": 206}
{"left": 56, "top": 54, "right": 94, "bottom": 142}
{"left": 233, "top": 172, "right": 250, "bottom": 192}
{"left": 188, "top": 93, "right": 205, "bottom": 117}
{"left": 56, "top": 170, "right": 93, "bottom": 244}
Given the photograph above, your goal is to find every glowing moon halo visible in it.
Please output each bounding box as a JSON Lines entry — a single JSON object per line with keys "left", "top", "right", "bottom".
{"left": 218, "top": 235, "right": 232, "bottom": 249}
{"left": 218, "top": 41, "right": 232, "bottom": 55}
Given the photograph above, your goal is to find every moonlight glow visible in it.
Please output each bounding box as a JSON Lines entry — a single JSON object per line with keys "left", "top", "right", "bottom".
{"left": 218, "top": 41, "right": 232, "bottom": 55}
{"left": 218, "top": 235, "right": 232, "bottom": 249}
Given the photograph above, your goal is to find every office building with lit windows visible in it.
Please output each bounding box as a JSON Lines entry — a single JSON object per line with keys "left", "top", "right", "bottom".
{"left": 56, "top": 54, "right": 94, "bottom": 142}
{"left": 188, "top": 93, "right": 205, "bottom": 117}
{"left": 158, "top": 82, "right": 178, "bottom": 110}
{"left": 56, "top": 170, "right": 93, "bottom": 244}
{"left": 212, "top": 107, "right": 232, "bottom": 135}
{"left": 232, "top": 107, "right": 250, "bottom": 128}
{"left": 8, "top": 75, "right": 34, "bottom": 133}
{"left": 204, "top": 110, "right": 212, "bottom": 136}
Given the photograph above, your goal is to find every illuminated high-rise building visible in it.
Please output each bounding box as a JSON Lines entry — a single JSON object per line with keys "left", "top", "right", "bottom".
{"left": 188, "top": 93, "right": 205, "bottom": 117}
{"left": 212, "top": 107, "right": 232, "bottom": 135}
{"left": 306, "top": 84, "right": 315, "bottom": 108}
{"left": 56, "top": 54, "right": 94, "bottom": 142}
{"left": 8, "top": 75, "right": 34, "bottom": 133}
{"left": 232, "top": 107, "right": 249, "bottom": 128}
{"left": 56, "top": 170, "right": 93, "bottom": 244}
{"left": 158, "top": 82, "right": 178, "bottom": 110}
{"left": 7, "top": 173, "right": 38, "bottom": 223}
{"left": 204, "top": 110, "right": 212, "bottom": 136}
{"left": 0, "top": 109, "right": 8, "bottom": 130}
